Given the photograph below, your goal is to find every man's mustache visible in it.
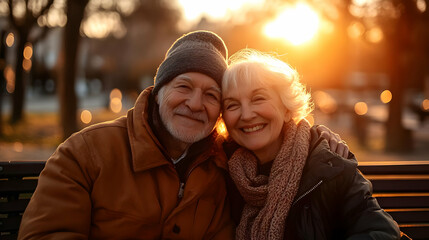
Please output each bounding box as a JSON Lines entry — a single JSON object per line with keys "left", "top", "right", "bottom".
{"left": 174, "top": 106, "right": 208, "bottom": 123}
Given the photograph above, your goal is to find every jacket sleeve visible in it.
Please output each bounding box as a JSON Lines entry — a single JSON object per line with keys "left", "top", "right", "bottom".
{"left": 18, "top": 133, "right": 95, "bottom": 240}
{"left": 340, "top": 169, "right": 401, "bottom": 240}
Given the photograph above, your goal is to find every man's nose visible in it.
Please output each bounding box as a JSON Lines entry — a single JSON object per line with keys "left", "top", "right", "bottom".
{"left": 186, "top": 90, "right": 204, "bottom": 111}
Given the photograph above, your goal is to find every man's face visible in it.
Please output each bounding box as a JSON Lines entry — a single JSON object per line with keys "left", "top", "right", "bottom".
{"left": 156, "top": 72, "right": 221, "bottom": 144}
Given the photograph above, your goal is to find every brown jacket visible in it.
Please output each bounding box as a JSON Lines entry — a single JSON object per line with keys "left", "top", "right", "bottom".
{"left": 18, "top": 87, "right": 235, "bottom": 240}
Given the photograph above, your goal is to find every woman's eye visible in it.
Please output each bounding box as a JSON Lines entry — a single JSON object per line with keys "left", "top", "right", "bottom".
{"left": 225, "top": 103, "right": 238, "bottom": 110}
{"left": 253, "top": 96, "right": 266, "bottom": 102}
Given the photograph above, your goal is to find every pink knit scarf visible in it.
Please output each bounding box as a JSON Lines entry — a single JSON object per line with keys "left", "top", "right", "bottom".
{"left": 228, "top": 120, "right": 311, "bottom": 240}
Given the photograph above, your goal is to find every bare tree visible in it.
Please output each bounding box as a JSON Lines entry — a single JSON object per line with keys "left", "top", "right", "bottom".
{"left": 5, "top": 0, "right": 54, "bottom": 123}
{"left": 0, "top": 30, "right": 6, "bottom": 136}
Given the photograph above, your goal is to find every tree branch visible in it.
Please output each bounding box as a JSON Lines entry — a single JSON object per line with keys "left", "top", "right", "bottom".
{"left": 6, "top": 0, "right": 18, "bottom": 28}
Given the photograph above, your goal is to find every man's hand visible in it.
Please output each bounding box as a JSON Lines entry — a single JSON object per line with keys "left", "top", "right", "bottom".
{"left": 316, "top": 125, "right": 349, "bottom": 158}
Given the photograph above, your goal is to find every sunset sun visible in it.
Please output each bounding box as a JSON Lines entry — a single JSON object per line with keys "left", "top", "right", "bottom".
{"left": 264, "top": 3, "right": 320, "bottom": 45}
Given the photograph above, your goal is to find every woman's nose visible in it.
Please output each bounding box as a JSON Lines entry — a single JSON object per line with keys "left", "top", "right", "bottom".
{"left": 240, "top": 104, "right": 255, "bottom": 120}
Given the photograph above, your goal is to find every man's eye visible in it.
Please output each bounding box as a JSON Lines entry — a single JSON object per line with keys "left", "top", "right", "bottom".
{"left": 207, "top": 92, "right": 220, "bottom": 101}
{"left": 177, "top": 85, "right": 190, "bottom": 89}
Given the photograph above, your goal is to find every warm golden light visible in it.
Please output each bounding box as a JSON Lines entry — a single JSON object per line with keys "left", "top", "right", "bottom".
{"left": 110, "top": 88, "right": 122, "bottom": 100}
{"left": 313, "top": 91, "right": 338, "bottom": 114}
{"left": 23, "top": 59, "right": 32, "bottom": 72}
{"left": 13, "top": 142, "right": 23, "bottom": 153}
{"left": 422, "top": 99, "right": 429, "bottom": 111}
{"left": 6, "top": 33, "right": 15, "bottom": 47}
{"left": 216, "top": 118, "right": 228, "bottom": 138}
{"left": 264, "top": 3, "right": 320, "bottom": 45}
{"left": 354, "top": 102, "right": 368, "bottom": 115}
{"left": 82, "top": 12, "right": 126, "bottom": 39}
{"left": 177, "top": 0, "right": 263, "bottom": 22}
{"left": 347, "top": 21, "right": 365, "bottom": 39}
{"left": 380, "top": 90, "right": 392, "bottom": 104}
{"left": 366, "top": 27, "right": 383, "bottom": 43}
{"left": 81, "top": 110, "right": 92, "bottom": 124}
{"left": 305, "top": 115, "right": 315, "bottom": 126}
{"left": 23, "top": 44, "right": 33, "bottom": 59}
{"left": 110, "top": 98, "right": 122, "bottom": 113}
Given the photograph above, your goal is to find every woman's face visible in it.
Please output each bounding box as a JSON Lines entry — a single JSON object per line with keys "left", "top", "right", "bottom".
{"left": 223, "top": 78, "right": 289, "bottom": 161}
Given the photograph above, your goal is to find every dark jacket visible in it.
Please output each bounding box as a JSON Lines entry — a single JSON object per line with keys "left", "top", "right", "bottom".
{"left": 19, "top": 87, "right": 235, "bottom": 240}
{"left": 226, "top": 127, "right": 400, "bottom": 239}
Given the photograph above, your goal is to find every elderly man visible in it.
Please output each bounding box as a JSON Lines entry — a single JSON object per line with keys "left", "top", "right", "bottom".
{"left": 18, "top": 31, "right": 347, "bottom": 239}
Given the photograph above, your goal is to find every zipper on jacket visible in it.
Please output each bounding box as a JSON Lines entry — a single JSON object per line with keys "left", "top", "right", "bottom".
{"left": 177, "top": 182, "right": 185, "bottom": 199}
{"left": 292, "top": 180, "right": 323, "bottom": 207}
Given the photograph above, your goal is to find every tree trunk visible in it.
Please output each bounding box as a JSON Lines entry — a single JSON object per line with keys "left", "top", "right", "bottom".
{"left": 10, "top": 33, "right": 28, "bottom": 124}
{"left": 58, "top": 0, "right": 88, "bottom": 140}
{"left": 0, "top": 31, "right": 6, "bottom": 136}
{"left": 385, "top": 44, "right": 412, "bottom": 152}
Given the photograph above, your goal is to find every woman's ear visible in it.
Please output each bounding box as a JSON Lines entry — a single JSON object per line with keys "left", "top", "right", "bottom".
{"left": 284, "top": 110, "right": 292, "bottom": 123}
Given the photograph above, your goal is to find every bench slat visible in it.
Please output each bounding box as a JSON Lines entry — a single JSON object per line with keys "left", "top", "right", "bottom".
{"left": 0, "top": 179, "right": 39, "bottom": 195}
{"left": 386, "top": 208, "right": 429, "bottom": 223}
{"left": 0, "top": 162, "right": 45, "bottom": 178}
{"left": 0, "top": 199, "right": 31, "bottom": 213}
{"left": 0, "top": 214, "right": 22, "bottom": 232}
{"left": 0, "top": 234, "right": 19, "bottom": 240}
{"left": 358, "top": 161, "right": 429, "bottom": 175}
{"left": 399, "top": 224, "right": 429, "bottom": 240}
{"left": 375, "top": 194, "right": 429, "bottom": 208}
{"left": 370, "top": 179, "right": 429, "bottom": 192}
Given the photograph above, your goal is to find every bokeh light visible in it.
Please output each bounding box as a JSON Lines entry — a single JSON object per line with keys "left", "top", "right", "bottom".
{"left": 82, "top": 11, "right": 126, "bottom": 39}
{"left": 366, "top": 27, "right": 383, "bottom": 43}
{"left": 23, "top": 44, "right": 33, "bottom": 59}
{"left": 380, "top": 90, "right": 392, "bottom": 103}
{"left": 81, "top": 110, "right": 93, "bottom": 124}
{"left": 6, "top": 33, "right": 15, "bottom": 47}
{"left": 354, "top": 102, "right": 368, "bottom": 115}
{"left": 313, "top": 91, "right": 338, "bottom": 114}
{"left": 347, "top": 21, "right": 365, "bottom": 39}
{"left": 13, "top": 142, "right": 24, "bottom": 153}
{"left": 110, "top": 88, "right": 122, "bottom": 100}
{"left": 4, "top": 65, "right": 15, "bottom": 93}
{"left": 422, "top": 99, "right": 429, "bottom": 111}
{"left": 110, "top": 98, "right": 122, "bottom": 113}
{"left": 23, "top": 59, "right": 32, "bottom": 72}
{"left": 109, "top": 88, "right": 123, "bottom": 113}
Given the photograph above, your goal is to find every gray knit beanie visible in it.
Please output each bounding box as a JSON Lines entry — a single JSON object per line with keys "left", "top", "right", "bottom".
{"left": 152, "top": 30, "right": 228, "bottom": 95}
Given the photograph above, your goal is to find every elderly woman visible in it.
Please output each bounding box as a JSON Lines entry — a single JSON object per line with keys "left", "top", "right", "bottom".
{"left": 222, "top": 49, "right": 400, "bottom": 239}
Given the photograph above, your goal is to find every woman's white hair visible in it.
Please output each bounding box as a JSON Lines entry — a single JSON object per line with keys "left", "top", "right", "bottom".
{"left": 222, "top": 49, "right": 313, "bottom": 122}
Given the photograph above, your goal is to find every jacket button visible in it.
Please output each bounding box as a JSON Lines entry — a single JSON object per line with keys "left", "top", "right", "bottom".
{"left": 173, "top": 224, "right": 180, "bottom": 234}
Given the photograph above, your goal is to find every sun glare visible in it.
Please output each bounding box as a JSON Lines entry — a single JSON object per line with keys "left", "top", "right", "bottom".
{"left": 264, "top": 3, "right": 320, "bottom": 45}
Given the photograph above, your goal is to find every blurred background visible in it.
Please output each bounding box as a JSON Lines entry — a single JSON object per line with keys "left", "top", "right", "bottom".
{"left": 0, "top": 0, "right": 428, "bottom": 161}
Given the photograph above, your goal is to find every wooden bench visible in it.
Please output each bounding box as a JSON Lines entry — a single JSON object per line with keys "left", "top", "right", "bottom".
{"left": 0, "top": 161, "right": 46, "bottom": 240}
{"left": 358, "top": 161, "right": 429, "bottom": 240}
{"left": 0, "top": 160, "right": 428, "bottom": 239}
